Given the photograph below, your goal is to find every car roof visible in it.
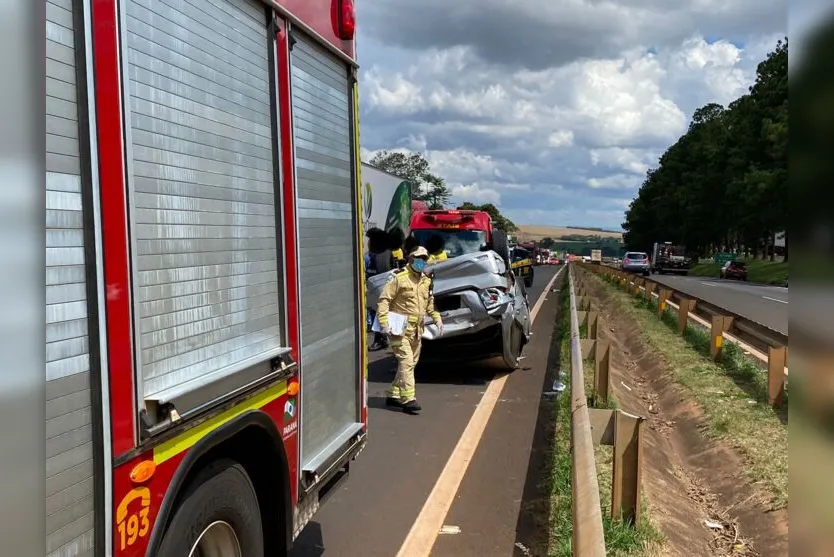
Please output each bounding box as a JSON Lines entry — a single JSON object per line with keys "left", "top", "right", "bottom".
{"left": 625, "top": 251, "right": 647, "bottom": 256}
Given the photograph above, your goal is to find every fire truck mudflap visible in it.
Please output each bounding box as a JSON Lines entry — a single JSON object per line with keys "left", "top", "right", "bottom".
{"left": 44, "top": 0, "right": 366, "bottom": 556}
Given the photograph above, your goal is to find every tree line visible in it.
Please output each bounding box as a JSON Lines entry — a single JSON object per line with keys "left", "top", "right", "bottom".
{"left": 368, "top": 151, "right": 518, "bottom": 231}
{"left": 622, "top": 38, "right": 788, "bottom": 261}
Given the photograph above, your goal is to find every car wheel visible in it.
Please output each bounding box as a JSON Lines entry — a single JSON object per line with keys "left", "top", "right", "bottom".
{"left": 501, "top": 323, "right": 524, "bottom": 371}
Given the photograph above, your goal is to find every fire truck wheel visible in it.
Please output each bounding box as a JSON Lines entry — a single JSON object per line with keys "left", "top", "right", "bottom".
{"left": 157, "top": 459, "right": 264, "bottom": 557}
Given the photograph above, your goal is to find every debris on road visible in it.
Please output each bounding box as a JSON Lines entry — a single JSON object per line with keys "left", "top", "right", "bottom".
{"left": 438, "top": 525, "right": 461, "bottom": 535}
{"left": 514, "top": 541, "right": 533, "bottom": 555}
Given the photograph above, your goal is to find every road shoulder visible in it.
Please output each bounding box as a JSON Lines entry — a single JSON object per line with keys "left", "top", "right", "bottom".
{"left": 429, "top": 275, "right": 563, "bottom": 557}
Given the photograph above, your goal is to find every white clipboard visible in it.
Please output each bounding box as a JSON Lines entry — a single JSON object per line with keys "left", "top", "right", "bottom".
{"left": 371, "top": 312, "right": 407, "bottom": 335}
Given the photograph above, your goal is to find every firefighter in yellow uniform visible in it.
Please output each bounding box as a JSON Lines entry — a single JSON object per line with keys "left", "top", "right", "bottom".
{"left": 426, "top": 233, "right": 448, "bottom": 264}
{"left": 377, "top": 246, "right": 442, "bottom": 414}
{"left": 428, "top": 249, "right": 447, "bottom": 264}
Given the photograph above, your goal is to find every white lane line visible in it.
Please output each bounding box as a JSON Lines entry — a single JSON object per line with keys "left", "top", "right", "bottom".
{"left": 762, "top": 296, "right": 788, "bottom": 304}
{"left": 395, "top": 267, "right": 565, "bottom": 557}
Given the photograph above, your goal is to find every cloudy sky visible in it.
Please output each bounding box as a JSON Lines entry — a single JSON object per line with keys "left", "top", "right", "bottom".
{"left": 354, "top": 0, "right": 787, "bottom": 231}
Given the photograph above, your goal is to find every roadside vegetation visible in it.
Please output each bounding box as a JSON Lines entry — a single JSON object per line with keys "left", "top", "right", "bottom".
{"left": 594, "top": 272, "right": 789, "bottom": 509}
{"left": 689, "top": 259, "right": 788, "bottom": 285}
{"left": 548, "top": 285, "right": 663, "bottom": 556}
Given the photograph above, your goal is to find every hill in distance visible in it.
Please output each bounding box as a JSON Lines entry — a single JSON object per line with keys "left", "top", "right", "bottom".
{"left": 516, "top": 225, "right": 623, "bottom": 241}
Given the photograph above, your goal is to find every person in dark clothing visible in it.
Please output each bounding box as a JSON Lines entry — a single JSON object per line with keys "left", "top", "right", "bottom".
{"left": 365, "top": 227, "right": 392, "bottom": 351}
{"left": 388, "top": 227, "right": 406, "bottom": 267}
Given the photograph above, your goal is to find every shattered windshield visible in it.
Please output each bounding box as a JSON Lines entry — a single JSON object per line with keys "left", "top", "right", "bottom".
{"left": 411, "top": 229, "right": 488, "bottom": 258}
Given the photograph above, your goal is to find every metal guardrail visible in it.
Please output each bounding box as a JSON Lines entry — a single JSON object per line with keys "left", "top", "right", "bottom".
{"left": 584, "top": 263, "right": 788, "bottom": 408}
{"left": 567, "top": 265, "right": 648, "bottom": 554}
{"left": 568, "top": 266, "right": 607, "bottom": 555}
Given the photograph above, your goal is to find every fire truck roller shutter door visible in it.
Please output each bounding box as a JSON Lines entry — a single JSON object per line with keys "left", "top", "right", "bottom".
{"left": 289, "top": 31, "right": 362, "bottom": 470}
{"left": 122, "top": 0, "right": 285, "bottom": 408}
{"left": 46, "top": 0, "right": 98, "bottom": 554}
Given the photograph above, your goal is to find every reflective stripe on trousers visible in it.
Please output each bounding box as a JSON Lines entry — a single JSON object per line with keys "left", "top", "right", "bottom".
{"left": 386, "top": 325, "right": 422, "bottom": 403}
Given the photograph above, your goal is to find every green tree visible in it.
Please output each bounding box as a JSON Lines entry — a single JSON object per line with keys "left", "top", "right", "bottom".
{"left": 457, "top": 202, "right": 518, "bottom": 232}
{"left": 424, "top": 174, "right": 451, "bottom": 209}
{"left": 369, "top": 150, "right": 450, "bottom": 208}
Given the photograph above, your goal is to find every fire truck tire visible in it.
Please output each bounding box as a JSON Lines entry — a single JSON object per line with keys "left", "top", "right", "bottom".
{"left": 157, "top": 459, "right": 264, "bottom": 557}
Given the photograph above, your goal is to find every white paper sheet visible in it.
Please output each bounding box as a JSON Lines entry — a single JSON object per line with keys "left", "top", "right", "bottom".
{"left": 371, "top": 311, "right": 408, "bottom": 335}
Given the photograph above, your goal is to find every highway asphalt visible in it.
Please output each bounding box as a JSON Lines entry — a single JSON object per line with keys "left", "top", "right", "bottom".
{"left": 289, "top": 265, "right": 563, "bottom": 557}
{"left": 649, "top": 274, "right": 788, "bottom": 335}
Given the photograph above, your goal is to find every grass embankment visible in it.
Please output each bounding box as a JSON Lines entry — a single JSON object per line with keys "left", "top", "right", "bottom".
{"left": 689, "top": 259, "right": 788, "bottom": 285}
{"left": 595, "top": 272, "right": 789, "bottom": 509}
{"left": 548, "top": 285, "right": 663, "bottom": 556}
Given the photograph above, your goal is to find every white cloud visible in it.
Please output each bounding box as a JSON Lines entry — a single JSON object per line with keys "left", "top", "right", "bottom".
{"left": 450, "top": 183, "right": 501, "bottom": 205}
{"left": 587, "top": 174, "right": 643, "bottom": 190}
{"left": 590, "top": 148, "right": 658, "bottom": 175}
{"left": 357, "top": 0, "right": 786, "bottom": 228}
{"left": 548, "top": 130, "right": 575, "bottom": 148}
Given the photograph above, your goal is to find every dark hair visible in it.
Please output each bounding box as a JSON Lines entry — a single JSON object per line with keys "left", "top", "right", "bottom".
{"left": 403, "top": 235, "right": 419, "bottom": 255}
{"left": 387, "top": 227, "right": 405, "bottom": 251}
{"left": 365, "top": 227, "right": 388, "bottom": 254}
{"left": 426, "top": 233, "right": 445, "bottom": 255}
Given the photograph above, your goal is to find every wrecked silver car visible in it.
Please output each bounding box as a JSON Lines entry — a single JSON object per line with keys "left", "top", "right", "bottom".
{"left": 366, "top": 250, "right": 532, "bottom": 369}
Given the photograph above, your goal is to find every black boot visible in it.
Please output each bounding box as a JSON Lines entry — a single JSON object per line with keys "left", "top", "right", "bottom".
{"left": 369, "top": 333, "right": 389, "bottom": 351}
{"left": 385, "top": 397, "right": 402, "bottom": 407}
{"left": 402, "top": 400, "right": 422, "bottom": 415}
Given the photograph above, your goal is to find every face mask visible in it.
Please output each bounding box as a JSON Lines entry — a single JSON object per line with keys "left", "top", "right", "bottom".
{"left": 411, "top": 259, "right": 427, "bottom": 272}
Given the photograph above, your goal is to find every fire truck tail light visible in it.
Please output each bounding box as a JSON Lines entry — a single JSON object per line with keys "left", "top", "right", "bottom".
{"left": 334, "top": 0, "right": 355, "bottom": 40}
{"left": 130, "top": 460, "right": 156, "bottom": 484}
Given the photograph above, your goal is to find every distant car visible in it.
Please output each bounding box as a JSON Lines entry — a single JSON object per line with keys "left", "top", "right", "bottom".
{"left": 548, "top": 257, "right": 560, "bottom": 265}
{"left": 621, "top": 251, "right": 650, "bottom": 276}
{"left": 720, "top": 261, "right": 747, "bottom": 281}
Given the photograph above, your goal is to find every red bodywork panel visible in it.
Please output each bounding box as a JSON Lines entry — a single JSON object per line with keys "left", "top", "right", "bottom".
{"left": 92, "top": 0, "right": 135, "bottom": 457}
{"left": 282, "top": 0, "right": 356, "bottom": 59}
{"left": 409, "top": 210, "right": 493, "bottom": 237}
{"left": 112, "top": 391, "right": 298, "bottom": 556}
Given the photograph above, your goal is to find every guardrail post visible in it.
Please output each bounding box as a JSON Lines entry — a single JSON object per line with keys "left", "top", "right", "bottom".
{"left": 588, "top": 409, "right": 645, "bottom": 527}
{"left": 576, "top": 310, "right": 599, "bottom": 339}
{"left": 710, "top": 316, "right": 734, "bottom": 360}
{"left": 768, "top": 346, "right": 787, "bottom": 407}
{"left": 644, "top": 282, "right": 656, "bottom": 303}
{"left": 612, "top": 411, "right": 644, "bottom": 526}
{"left": 588, "top": 311, "right": 598, "bottom": 339}
{"left": 595, "top": 340, "right": 610, "bottom": 405}
{"left": 657, "top": 289, "right": 671, "bottom": 315}
{"left": 677, "top": 298, "right": 695, "bottom": 333}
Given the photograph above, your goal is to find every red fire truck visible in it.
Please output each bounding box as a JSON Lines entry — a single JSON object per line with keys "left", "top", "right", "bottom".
{"left": 408, "top": 209, "right": 510, "bottom": 261}
{"left": 46, "top": 0, "right": 365, "bottom": 555}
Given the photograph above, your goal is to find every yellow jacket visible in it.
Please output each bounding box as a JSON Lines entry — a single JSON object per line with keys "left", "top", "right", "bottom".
{"left": 377, "top": 268, "right": 441, "bottom": 333}
{"left": 428, "top": 250, "right": 448, "bottom": 263}
{"left": 392, "top": 248, "right": 404, "bottom": 261}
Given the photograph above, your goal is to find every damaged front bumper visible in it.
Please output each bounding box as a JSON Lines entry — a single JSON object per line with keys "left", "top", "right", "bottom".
{"left": 420, "top": 288, "right": 511, "bottom": 341}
